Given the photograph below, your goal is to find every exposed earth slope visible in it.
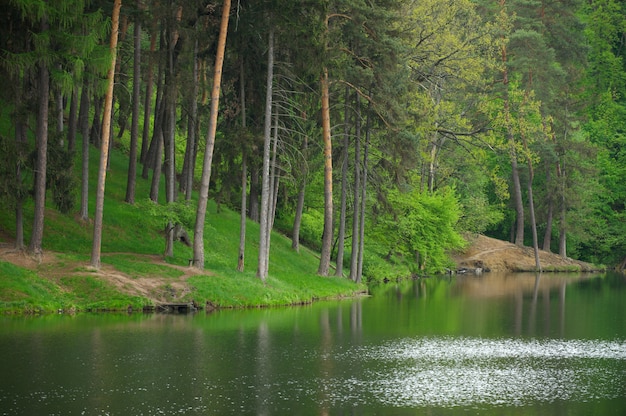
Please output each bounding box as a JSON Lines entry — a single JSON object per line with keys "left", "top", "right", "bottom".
{"left": 452, "top": 234, "right": 601, "bottom": 272}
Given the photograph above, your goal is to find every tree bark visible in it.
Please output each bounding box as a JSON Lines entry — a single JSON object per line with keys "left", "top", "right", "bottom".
{"left": 249, "top": 163, "right": 260, "bottom": 221}
{"left": 335, "top": 87, "right": 350, "bottom": 277}
{"left": 542, "top": 165, "right": 554, "bottom": 251}
{"left": 28, "top": 17, "right": 50, "bottom": 261}
{"left": 140, "top": 25, "right": 157, "bottom": 165}
{"left": 90, "top": 95, "right": 102, "bottom": 148}
{"left": 349, "top": 94, "right": 361, "bottom": 282}
{"left": 150, "top": 122, "right": 163, "bottom": 203}
{"left": 125, "top": 7, "right": 141, "bottom": 205}
{"left": 91, "top": 0, "right": 122, "bottom": 269}
{"left": 526, "top": 165, "right": 541, "bottom": 270}
{"left": 79, "top": 78, "right": 90, "bottom": 221}
{"left": 558, "top": 176, "right": 567, "bottom": 258}
{"left": 237, "top": 58, "right": 247, "bottom": 272}
{"left": 318, "top": 67, "right": 333, "bottom": 276}
{"left": 192, "top": 0, "right": 231, "bottom": 269}
{"left": 292, "top": 135, "right": 308, "bottom": 252}
{"left": 142, "top": 30, "right": 164, "bottom": 179}
{"left": 257, "top": 26, "right": 275, "bottom": 282}
{"left": 266, "top": 109, "right": 280, "bottom": 277}
{"left": 356, "top": 99, "right": 372, "bottom": 284}
{"left": 238, "top": 152, "right": 247, "bottom": 272}
{"left": 67, "top": 86, "right": 78, "bottom": 152}
{"left": 181, "top": 37, "right": 199, "bottom": 200}
{"left": 14, "top": 80, "right": 28, "bottom": 250}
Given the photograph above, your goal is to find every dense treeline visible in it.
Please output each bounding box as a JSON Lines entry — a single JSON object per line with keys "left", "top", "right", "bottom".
{"left": 1, "top": 0, "right": 625, "bottom": 282}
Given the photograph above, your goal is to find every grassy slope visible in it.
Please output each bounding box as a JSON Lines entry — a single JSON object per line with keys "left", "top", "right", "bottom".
{"left": 0, "top": 137, "right": 365, "bottom": 314}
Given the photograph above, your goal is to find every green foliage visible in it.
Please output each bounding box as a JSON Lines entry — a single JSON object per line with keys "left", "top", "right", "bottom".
{"left": 0, "top": 133, "right": 32, "bottom": 210}
{"left": 373, "top": 183, "right": 465, "bottom": 274}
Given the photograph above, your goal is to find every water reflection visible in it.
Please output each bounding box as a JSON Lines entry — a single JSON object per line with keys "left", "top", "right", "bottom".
{"left": 0, "top": 272, "right": 625, "bottom": 415}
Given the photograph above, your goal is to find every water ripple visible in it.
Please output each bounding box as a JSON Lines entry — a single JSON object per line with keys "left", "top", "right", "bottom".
{"left": 331, "top": 337, "right": 626, "bottom": 408}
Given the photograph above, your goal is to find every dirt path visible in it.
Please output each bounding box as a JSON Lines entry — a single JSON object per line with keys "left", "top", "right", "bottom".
{"left": 0, "top": 244, "right": 205, "bottom": 305}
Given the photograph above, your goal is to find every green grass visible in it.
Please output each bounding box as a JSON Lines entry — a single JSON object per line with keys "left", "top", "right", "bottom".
{"left": 0, "top": 138, "right": 366, "bottom": 314}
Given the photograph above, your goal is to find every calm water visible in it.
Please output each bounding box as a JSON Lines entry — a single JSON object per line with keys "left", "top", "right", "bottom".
{"left": 1, "top": 272, "right": 625, "bottom": 415}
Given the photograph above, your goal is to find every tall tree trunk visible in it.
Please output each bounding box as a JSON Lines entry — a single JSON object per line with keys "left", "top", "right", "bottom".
{"left": 238, "top": 152, "right": 247, "bottom": 272}
{"left": 125, "top": 7, "right": 141, "bottom": 205}
{"left": 356, "top": 99, "right": 372, "bottom": 284}
{"left": 140, "top": 25, "right": 157, "bottom": 164}
{"left": 349, "top": 94, "right": 361, "bottom": 282}
{"left": 249, "top": 164, "right": 260, "bottom": 221}
{"left": 257, "top": 26, "right": 275, "bottom": 282}
{"left": 90, "top": 95, "right": 102, "bottom": 148}
{"left": 542, "top": 165, "right": 554, "bottom": 251}
{"left": 67, "top": 86, "right": 78, "bottom": 152}
{"left": 292, "top": 136, "right": 307, "bottom": 252}
{"left": 265, "top": 109, "right": 280, "bottom": 277}
{"left": 55, "top": 75, "right": 64, "bottom": 141}
{"left": 181, "top": 37, "right": 199, "bottom": 200}
{"left": 28, "top": 17, "right": 50, "bottom": 261}
{"left": 335, "top": 87, "right": 350, "bottom": 277}
{"left": 150, "top": 121, "right": 163, "bottom": 203}
{"left": 192, "top": 0, "right": 231, "bottom": 269}
{"left": 237, "top": 58, "right": 247, "bottom": 272}
{"left": 91, "top": 0, "right": 122, "bottom": 269}
{"left": 79, "top": 78, "right": 90, "bottom": 221}
{"left": 142, "top": 30, "right": 164, "bottom": 179}
{"left": 526, "top": 167, "right": 541, "bottom": 270}
{"left": 558, "top": 170, "right": 567, "bottom": 258}
{"left": 520, "top": 112, "right": 540, "bottom": 270}
{"left": 318, "top": 68, "right": 334, "bottom": 276}
{"left": 14, "top": 80, "right": 28, "bottom": 250}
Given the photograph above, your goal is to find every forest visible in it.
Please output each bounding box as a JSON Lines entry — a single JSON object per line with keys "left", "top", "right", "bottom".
{"left": 1, "top": 0, "right": 626, "bottom": 285}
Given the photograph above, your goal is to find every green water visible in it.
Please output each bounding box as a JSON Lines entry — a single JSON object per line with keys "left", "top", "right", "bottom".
{"left": 1, "top": 272, "right": 625, "bottom": 415}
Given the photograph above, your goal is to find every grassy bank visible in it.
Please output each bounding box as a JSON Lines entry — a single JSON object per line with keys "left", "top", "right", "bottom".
{"left": 0, "top": 143, "right": 366, "bottom": 314}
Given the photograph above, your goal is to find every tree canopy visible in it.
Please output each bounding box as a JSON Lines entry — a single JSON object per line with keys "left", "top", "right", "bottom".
{"left": 1, "top": 0, "right": 624, "bottom": 280}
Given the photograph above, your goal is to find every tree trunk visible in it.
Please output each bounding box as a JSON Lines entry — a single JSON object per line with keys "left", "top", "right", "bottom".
{"left": 150, "top": 124, "right": 163, "bottom": 203}
{"left": 79, "top": 78, "right": 90, "bottom": 221}
{"left": 142, "top": 30, "right": 164, "bottom": 179}
{"left": 14, "top": 81, "right": 28, "bottom": 250}
{"left": 542, "top": 165, "right": 554, "bottom": 251}
{"left": 249, "top": 163, "right": 260, "bottom": 222}
{"left": 349, "top": 94, "right": 361, "bottom": 282}
{"left": 318, "top": 68, "right": 334, "bottom": 276}
{"left": 500, "top": 28, "right": 524, "bottom": 247}
{"left": 265, "top": 109, "right": 280, "bottom": 277}
{"left": 90, "top": 95, "right": 102, "bottom": 148}
{"left": 181, "top": 37, "right": 199, "bottom": 200}
{"left": 292, "top": 136, "right": 307, "bottom": 252}
{"left": 67, "top": 86, "right": 78, "bottom": 152}
{"left": 237, "top": 152, "right": 247, "bottom": 272}
{"left": 559, "top": 188, "right": 567, "bottom": 258}
{"left": 192, "top": 0, "right": 231, "bottom": 269}
{"left": 526, "top": 165, "right": 541, "bottom": 271}
{"left": 28, "top": 18, "right": 50, "bottom": 261}
{"left": 237, "top": 58, "right": 247, "bottom": 272}
{"left": 257, "top": 26, "right": 275, "bottom": 282}
{"left": 356, "top": 99, "right": 372, "bottom": 284}
{"left": 125, "top": 8, "right": 141, "bottom": 205}
{"left": 91, "top": 0, "right": 121, "bottom": 269}
{"left": 55, "top": 77, "right": 64, "bottom": 140}
{"left": 140, "top": 26, "right": 157, "bottom": 165}
{"left": 335, "top": 87, "right": 350, "bottom": 277}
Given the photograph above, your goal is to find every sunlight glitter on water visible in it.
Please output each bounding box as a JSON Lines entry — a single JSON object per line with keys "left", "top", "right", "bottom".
{"left": 334, "top": 337, "right": 626, "bottom": 408}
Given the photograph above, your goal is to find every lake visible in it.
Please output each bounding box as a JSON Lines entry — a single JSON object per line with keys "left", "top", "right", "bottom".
{"left": 1, "top": 272, "right": 625, "bottom": 415}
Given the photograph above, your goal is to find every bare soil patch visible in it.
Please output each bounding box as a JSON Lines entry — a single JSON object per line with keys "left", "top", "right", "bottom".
{"left": 0, "top": 243, "right": 205, "bottom": 305}
{"left": 451, "top": 234, "right": 599, "bottom": 272}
